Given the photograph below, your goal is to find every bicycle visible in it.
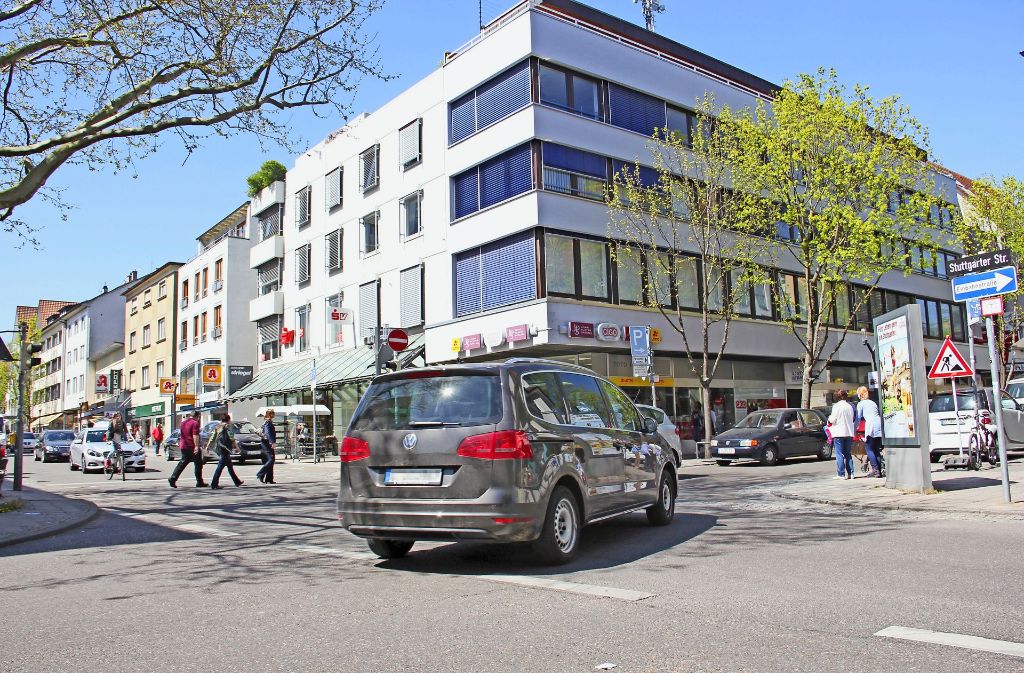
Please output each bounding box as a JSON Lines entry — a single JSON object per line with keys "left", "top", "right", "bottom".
{"left": 104, "top": 448, "right": 126, "bottom": 481}
{"left": 966, "top": 414, "right": 998, "bottom": 468}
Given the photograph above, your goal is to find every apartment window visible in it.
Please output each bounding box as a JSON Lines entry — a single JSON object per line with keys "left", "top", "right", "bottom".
{"left": 193, "top": 272, "right": 200, "bottom": 301}
{"left": 257, "top": 206, "right": 281, "bottom": 240}
{"left": 400, "top": 191, "right": 422, "bottom": 237}
{"left": 79, "top": 374, "right": 84, "bottom": 393}
{"left": 449, "top": 60, "right": 531, "bottom": 144}
{"left": 259, "top": 317, "right": 280, "bottom": 361}
{"left": 359, "top": 144, "right": 380, "bottom": 192}
{"left": 325, "top": 167, "right": 343, "bottom": 210}
{"left": 180, "top": 321, "right": 188, "bottom": 348}
{"left": 202, "top": 268, "right": 209, "bottom": 296}
{"left": 192, "top": 316, "right": 200, "bottom": 343}
{"left": 295, "top": 186, "right": 311, "bottom": 229}
{"left": 141, "top": 366, "right": 150, "bottom": 389}
{"left": 400, "top": 265, "right": 423, "bottom": 327}
{"left": 200, "top": 312, "right": 208, "bottom": 342}
{"left": 156, "top": 361, "right": 165, "bottom": 379}
{"left": 615, "top": 251, "right": 643, "bottom": 305}
{"left": 158, "top": 280, "right": 167, "bottom": 299}
{"left": 399, "top": 119, "right": 422, "bottom": 169}
{"left": 295, "top": 244, "right": 311, "bottom": 284}
{"left": 257, "top": 260, "right": 280, "bottom": 295}
{"left": 214, "top": 258, "right": 223, "bottom": 282}
{"left": 130, "top": 297, "right": 138, "bottom": 314}
{"left": 326, "top": 293, "right": 345, "bottom": 346}
{"left": 675, "top": 256, "right": 700, "bottom": 309}
{"left": 142, "top": 324, "right": 151, "bottom": 347}
{"left": 326, "top": 229, "right": 343, "bottom": 273}
{"left": 454, "top": 231, "right": 537, "bottom": 317}
{"left": 181, "top": 279, "right": 189, "bottom": 305}
{"left": 358, "top": 280, "right": 379, "bottom": 340}
{"left": 666, "top": 106, "right": 696, "bottom": 145}
{"left": 129, "top": 331, "right": 137, "bottom": 352}
{"left": 128, "top": 370, "right": 136, "bottom": 390}
{"left": 143, "top": 289, "right": 152, "bottom": 306}
{"left": 451, "top": 143, "right": 533, "bottom": 219}
{"left": 213, "top": 305, "right": 222, "bottom": 338}
{"left": 361, "top": 211, "right": 379, "bottom": 254}
{"left": 296, "top": 304, "right": 309, "bottom": 352}
{"left": 541, "top": 143, "right": 608, "bottom": 202}
{"left": 538, "top": 63, "right": 601, "bottom": 120}
{"left": 607, "top": 82, "right": 666, "bottom": 136}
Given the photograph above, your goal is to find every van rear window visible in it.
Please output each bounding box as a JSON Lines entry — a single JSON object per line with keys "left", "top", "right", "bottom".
{"left": 350, "top": 373, "right": 503, "bottom": 431}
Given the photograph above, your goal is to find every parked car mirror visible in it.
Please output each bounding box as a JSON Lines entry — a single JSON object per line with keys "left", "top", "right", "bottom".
{"left": 643, "top": 417, "right": 659, "bottom": 434}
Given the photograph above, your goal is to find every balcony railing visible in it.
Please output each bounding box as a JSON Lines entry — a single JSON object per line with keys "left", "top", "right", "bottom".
{"left": 180, "top": 297, "right": 188, "bottom": 309}
{"left": 178, "top": 340, "right": 187, "bottom": 351}
{"left": 213, "top": 279, "right": 224, "bottom": 293}
{"left": 542, "top": 167, "right": 607, "bottom": 202}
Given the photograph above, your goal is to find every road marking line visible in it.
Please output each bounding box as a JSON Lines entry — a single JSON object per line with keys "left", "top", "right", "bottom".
{"left": 876, "top": 626, "right": 1024, "bottom": 659}
{"left": 477, "top": 575, "right": 654, "bottom": 602}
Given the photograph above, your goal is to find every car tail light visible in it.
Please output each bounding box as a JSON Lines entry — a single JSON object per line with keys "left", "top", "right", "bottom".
{"left": 339, "top": 436, "right": 370, "bottom": 462}
{"left": 493, "top": 517, "right": 534, "bottom": 524}
{"left": 457, "top": 430, "right": 533, "bottom": 460}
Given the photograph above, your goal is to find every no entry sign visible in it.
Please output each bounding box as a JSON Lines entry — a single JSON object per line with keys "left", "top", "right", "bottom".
{"left": 386, "top": 328, "right": 409, "bottom": 352}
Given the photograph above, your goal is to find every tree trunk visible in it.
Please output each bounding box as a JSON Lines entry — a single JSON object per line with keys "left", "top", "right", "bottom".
{"left": 801, "top": 355, "right": 815, "bottom": 410}
{"left": 702, "top": 386, "right": 714, "bottom": 458}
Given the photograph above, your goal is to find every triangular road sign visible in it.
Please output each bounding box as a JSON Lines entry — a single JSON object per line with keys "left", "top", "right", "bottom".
{"left": 928, "top": 337, "right": 974, "bottom": 379}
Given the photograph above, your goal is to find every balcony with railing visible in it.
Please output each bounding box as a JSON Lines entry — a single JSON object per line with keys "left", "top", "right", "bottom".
{"left": 542, "top": 167, "right": 607, "bottom": 202}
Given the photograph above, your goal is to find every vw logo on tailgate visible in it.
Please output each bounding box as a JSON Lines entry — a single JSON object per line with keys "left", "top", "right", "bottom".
{"left": 402, "top": 433, "right": 418, "bottom": 451}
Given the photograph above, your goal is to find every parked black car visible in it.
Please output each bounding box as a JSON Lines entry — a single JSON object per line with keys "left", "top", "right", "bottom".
{"left": 35, "top": 430, "right": 74, "bottom": 462}
{"left": 198, "top": 421, "right": 264, "bottom": 463}
{"left": 163, "top": 429, "right": 181, "bottom": 461}
{"left": 711, "top": 408, "right": 832, "bottom": 466}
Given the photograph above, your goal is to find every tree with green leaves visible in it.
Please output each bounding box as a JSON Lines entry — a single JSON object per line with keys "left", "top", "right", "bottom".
{"left": 0, "top": 0, "right": 387, "bottom": 242}
{"left": 730, "top": 68, "right": 946, "bottom": 408}
{"left": 608, "top": 94, "right": 775, "bottom": 452}
{"left": 954, "top": 175, "right": 1024, "bottom": 376}
{"left": 246, "top": 160, "right": 289, "bottom": 197}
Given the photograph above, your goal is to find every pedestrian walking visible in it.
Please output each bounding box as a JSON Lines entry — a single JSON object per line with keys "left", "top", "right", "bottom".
{"left": 828, "top": 389, "right": 856, "bottom": 479}
{"left": 210, "top": 413, "right": 244, "bottom": 490}
{"left": 256, "top": 409, "right": 277, "bottom": 484}
{"left": 855, "top": 386, "right": 883, "bottom": 477}
{"left": 151, "top": 422, "right": 164, "bottom": 456}
{"left": 168, "top": 410, "right": 207, "bottom": 488}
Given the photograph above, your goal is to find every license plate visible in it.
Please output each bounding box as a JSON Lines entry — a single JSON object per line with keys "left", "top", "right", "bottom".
{"left": 940, "top": 419, "right": 963, "bottom": 426}
{"left": 718, "top": 447, "right": 736, "bottom": 455}
{"left": 385, "top": 468, "right": 443, "bottom": 486}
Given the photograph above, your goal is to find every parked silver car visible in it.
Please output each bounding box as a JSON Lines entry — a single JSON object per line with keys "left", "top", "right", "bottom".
{"left": 337, "top": 359, "right": 678, "bottom": 565}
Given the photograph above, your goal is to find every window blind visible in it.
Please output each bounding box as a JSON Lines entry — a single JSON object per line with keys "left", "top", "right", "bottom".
{"left": 454, "top": 231, "right": 536, "bottom": 317}
{"left": 400, "top": 265, "right": 423, "bottom": 327}
{"left": 398, "top": 119, "right": 422, "bottom": 168}
{"left": 608, "top": 83, "right": 666, "bottom": 136}
{"left": 360, "top": 144, "right": 379, "bottom": 192}
{"left": 295, "top": 187, "right": 311, "bottom": 228}
{"left": 325, "top": 229, "right": 342, "bottom": 271}
{"left": 543, "top": 143, "right": 606, "bottom": 178}
{"left": 295, "top": 244, "right": 310, "bottom": 283}
{"left": 325, "top": 167, "right": 342, "bottom": 209}
{"left": 448, "top": 60, "right": 530, "bottom": 145}
{"left": 358, "top": 280, "right": 379, "bottom": 340}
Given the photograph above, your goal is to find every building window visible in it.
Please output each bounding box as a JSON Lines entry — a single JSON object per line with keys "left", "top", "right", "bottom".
{"left": 326, "top": 293, "right": 345, "bottom": 346}
{"left": 155, "top": 361, "right": 165, "bottom": 382}
{"left": 258, "top": 316, "right": 280, "bottom": 361}
{"left": 607, "top": 82, "right": 667, "bottom": 136}
{"left": 399, "top": 119, "right": 422, "bottom": 169}
{"left": 143, "top": 289, "right": 152, "bottom": 306}
{"left": 128, "top": 370, "right": 136, "bottom": 390}
{"left": 451, "top": 143, "right": 533, "bottom": 220}
{"left": 538, "top": 63, "right": 601, "bottom": 120}
{"left": 449, "top": 60, "right": 531, "bottom": 144}
{"left": 454, "top": 231, "right": 537, "bottom": 317}
{"left": 295, "top": 186, "right": 311, "bottom": 229}
{"left": 213, "top": 305, "right": 222, "bottom": 338}
{"left": 158, "top": 280, "right": 167, "bottom": 299}
{"left": 129, "top": 331, "right": 137, "bottom": 352}
{"left": 257, "top": 206, "right": 281, "bottom": 240}
{"left": 325, "top": 166, "right": 343, "bottom": 210}
{"left": 545, "top": 234, "right": 575, "bottom": 295}
{"left": 676, "top": 256, "right": 699, "bottom": 309}
{"left": 615, "top": 251, "right": 643, "bottom": 305}
{"left": 130, "top": 297, "right": 138, "bottom": 314}
{"left": 295, "top": 244, "right": 311, "bottom": 285}
{"left": 181, "top": 279, "right": 189, "bottom": 305}
{"left": 258, "top": 261, "right": 280, "bottom": 295}
{"left": 214, "top": 258, "right": 223, "bottom": 283}
{"left": 296, "top": 304, "right": 309, "bottom": 352}
{"left": 400, "top": 191, "right": 422, "bottom": 237}
{"left": 361, "top": 211, "right": 379, "bottom": 254}
{"left": 193, "top": 272, "right": 200, "bottom": 301}
{"left": 358, "top": 280, "right": 379, "bottom": 341}
{"left": 193, "top": 316, "right": 200, "bottom": 344}
{"left": 180, "top": 321, "right": 188, "bottom": 349}
{"left": 141, "top": 366, "right": 150, "bottom": 389}
{"left": 200, "top": 312, "right": 208, "bottom": 342}
{"left": 400, "top": 265, "right": 423, "bottom": 327}
{"left": 142, "top": 324, "right": 151, "bottom": 347}
{"left": 359, "top": 144, "right": 380, "bottom": 192}
{"left": 541, "top": 143, "right": 608, "bottom": 202}
{"left": 325, "top": 228, "right": 343, "bottom": 273}
{"left": 201, "top": 267, "right": 209, "bottom": 296}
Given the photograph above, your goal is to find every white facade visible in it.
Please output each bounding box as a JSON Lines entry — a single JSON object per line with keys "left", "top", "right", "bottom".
{"left": 61, "top": 308, "right": 89, "bottom": 412}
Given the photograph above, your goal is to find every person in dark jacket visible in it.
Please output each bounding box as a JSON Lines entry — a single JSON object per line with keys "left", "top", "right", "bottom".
{"left": 256, "top": 409, "right": 277, "bottom": 484}
{"left": 210, "top": 413, "right": 243, "bottom": 489}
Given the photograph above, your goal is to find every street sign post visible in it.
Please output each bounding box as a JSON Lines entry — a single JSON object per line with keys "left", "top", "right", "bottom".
{"left": 950, "top": 266, "right": 1018, "bottom": 302}
{"left": 927, "top": 337, "right": 974, "bottom": 460}
{"left": 946, "top": 248, "right": 1014, "bottom": 278}
{"left": 980, "top": 296, "right": 1004, "bottom": 317}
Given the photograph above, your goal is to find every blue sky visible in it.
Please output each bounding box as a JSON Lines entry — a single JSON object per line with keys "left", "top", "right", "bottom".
{"left": 4, "top": 0, "right": 1023, "bottom": 328}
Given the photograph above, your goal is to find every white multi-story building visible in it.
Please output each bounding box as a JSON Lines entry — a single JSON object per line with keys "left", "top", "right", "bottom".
{"left": 177, "top": 204, "right": 260, "bottom": 425}
{"left": 231, "top": 0, "right": 969, "bottom": 443}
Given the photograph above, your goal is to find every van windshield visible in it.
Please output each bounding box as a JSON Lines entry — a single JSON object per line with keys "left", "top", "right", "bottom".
{"left": 350, "top": 373, "right": 503, "bottom": 431}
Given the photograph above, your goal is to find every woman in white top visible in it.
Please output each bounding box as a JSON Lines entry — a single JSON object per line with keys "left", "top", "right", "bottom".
{"left": 855, "top": 386, "right": 883, "bottom": 477}
{"left": 828, "top": 389, "right": 856, "bottom": 479}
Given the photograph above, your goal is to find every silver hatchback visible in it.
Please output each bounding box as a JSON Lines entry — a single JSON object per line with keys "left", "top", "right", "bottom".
{"left": 337, "top": 360, "right": 677, "bottom": 564}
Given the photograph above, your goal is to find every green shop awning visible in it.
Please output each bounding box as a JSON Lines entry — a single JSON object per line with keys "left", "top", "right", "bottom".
{"left": 226, "top": 335, "right": 423, "bottom": 402}
{"left": 130, "top": 402, "right": 165, "bottom": 418}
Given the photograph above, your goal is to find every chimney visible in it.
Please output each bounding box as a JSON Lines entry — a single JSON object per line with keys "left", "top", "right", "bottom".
{"left": 102, "top": 284, "right": 109, "bottom": 293}
{"left": 126, "top": 270, "right": 138, "bottom": 283}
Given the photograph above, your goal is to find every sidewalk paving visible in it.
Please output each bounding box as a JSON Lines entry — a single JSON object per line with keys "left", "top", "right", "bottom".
{"left": 774, "top": 460, "right": 1024, "bottom": 519}
{"left": 0, "top": 485, "right": 99, "bottom": 548}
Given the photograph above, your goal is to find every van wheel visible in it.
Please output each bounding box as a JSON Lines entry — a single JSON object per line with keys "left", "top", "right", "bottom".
{"left": 367, "top": 539, "right": 414, "bottom": 559}
{"left": 646, "top": 472, "right": 676, "bottom": 526}
{"left": 716, "top": 460, "right": 731, "bottom": 466}
{"left": 533, "top": 485, "right": 580, "bottom": 565}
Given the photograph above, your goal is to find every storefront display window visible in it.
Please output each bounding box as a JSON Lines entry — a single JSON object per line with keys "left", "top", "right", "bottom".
{"left": 545, "top": 234, "right": 575, "bottom": 295}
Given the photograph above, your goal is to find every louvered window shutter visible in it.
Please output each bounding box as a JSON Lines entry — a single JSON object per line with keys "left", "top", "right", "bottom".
{"left": 398, "top": 120, "right": 422, "bottom": 168}
{"left": 360, "top": 145, "right": 380, "bottom": 192}
{"left": 258, "top": 316, "right": 280, "bottom": 344}
{"left": 258, "top": 261, "right": 280, "bottom": 289}
{"left": 452, "top": 170, "right": 479, "bottom": 220}
{"left": 454, "top": 249, "right": 482, "bottom": 317}
{"left": 257, "top": 207, "right": 280, "bottom": 240}
{"left": 325, "top": 168, "right": 342, "bottom": 209}
{"left": 475, "top": 61, "right": 531, "bottom": 129}
{"left": 296, "top": 187, "right": 310, "bottom": 228}
{"left": 325, "top": 229, "right": 342, "bottom": 271}
{"left": 296, "top": 245, "right": 310, "bottom": 283}
{"left": 400, "top": 265, "right": 423, "bottom": 327}
{"left": 608, "top": 83, "right": 666, "bottom": 136}
{"left": 358, "top": 281, "right": 379, "bottom": 339}
{"left": 481, "top": 231, "right": 536, "bottom": 310}
{"left": 479, "top": 143, "right": 533, "bottom": 209}
{"left": 543, "top": 142, "right": 607, "bottom": 178}
{"left": 449, "top": 92, "right": 476, "bottom": 144}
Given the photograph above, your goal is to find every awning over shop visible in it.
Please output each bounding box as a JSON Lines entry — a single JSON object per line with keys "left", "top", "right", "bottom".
{"left": 226, "top": 335, "right": 423, "bottom": 402}
{"left": 130, "top": 402, "right": 165, "bottom": 418}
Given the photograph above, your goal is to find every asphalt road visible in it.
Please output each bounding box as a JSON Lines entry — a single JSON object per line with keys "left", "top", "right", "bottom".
{"left": 2, "top": 454, "right": 1023, "bottom": 673}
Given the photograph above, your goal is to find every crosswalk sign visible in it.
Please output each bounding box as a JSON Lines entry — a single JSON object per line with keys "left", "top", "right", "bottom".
{"left": 927, "top": 337, "right": 974, "bottom": 379}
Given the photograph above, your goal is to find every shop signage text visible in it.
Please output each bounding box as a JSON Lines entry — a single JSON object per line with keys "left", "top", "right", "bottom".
{"left": 461, "top": 334, "right": 482, "bottom": 351}
{"left": 95, "top": 374, "right": 109, "bottom": 394}
{"left": 506, "top": 324, "right": 530, "bottom": 343}
{"left": 228, "top": 366, "right": 254, "bottom": 394}
{"left": 568, "top": 321, "right": 595, "bottom": 339}
{"left": 595, "top": 323, "right": 621, "bottom": 341}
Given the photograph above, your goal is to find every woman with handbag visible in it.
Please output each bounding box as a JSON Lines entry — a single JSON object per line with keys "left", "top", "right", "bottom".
{"left": 855, "top": 386, "right": 883, "bottom": 477}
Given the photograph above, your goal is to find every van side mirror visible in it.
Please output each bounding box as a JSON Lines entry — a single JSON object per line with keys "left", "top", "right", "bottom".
{"left": 643, "top": 417, "right": 659, "bottom": 434}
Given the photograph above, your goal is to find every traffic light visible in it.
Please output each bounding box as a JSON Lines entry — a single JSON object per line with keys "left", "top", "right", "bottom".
{"left": 28, "top": 342, "right": 42, "bottom": 368}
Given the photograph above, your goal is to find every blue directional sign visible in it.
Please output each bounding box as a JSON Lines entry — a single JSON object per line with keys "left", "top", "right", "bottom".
{"left": 628, "top": 326, "right": 651, "bottom": 357}
{"left": 965, "top": 298, "right": 982, "bottom": 326}
{"left": 950, "top": 266, "right": 1018, "bottom": 302}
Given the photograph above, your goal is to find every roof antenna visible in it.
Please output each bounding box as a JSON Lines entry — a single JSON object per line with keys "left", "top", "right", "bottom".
{"left": 633, "top": 0, "right": 665, "bottom": 31}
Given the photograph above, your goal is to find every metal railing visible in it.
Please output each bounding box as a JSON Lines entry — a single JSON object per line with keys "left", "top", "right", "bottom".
{"left": 542, "top": 167, "right": 607, "bottom": 202}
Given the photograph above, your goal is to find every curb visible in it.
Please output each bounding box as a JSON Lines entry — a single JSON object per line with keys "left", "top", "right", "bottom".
{"left": 0, "top": 497, "right": 101, "bottom": 550}
{"left": 772, "top": 489, "right": 1024, "bottom": 520}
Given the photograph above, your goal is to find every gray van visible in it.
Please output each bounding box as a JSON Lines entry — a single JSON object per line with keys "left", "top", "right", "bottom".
{"left": 337, "top": 359, "right": 677, "bottom": 564}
